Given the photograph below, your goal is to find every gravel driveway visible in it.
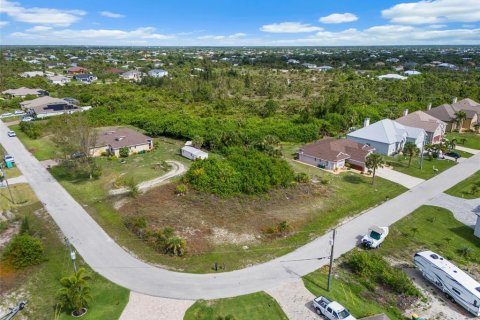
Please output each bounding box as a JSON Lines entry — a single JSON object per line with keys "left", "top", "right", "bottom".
{"left": 119, "top": 292, "right": 194, "bottom": 320}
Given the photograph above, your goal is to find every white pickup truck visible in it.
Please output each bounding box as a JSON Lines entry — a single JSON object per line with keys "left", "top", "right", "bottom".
{"left": 312, "top": 296, "right": 356, "bottom": 320}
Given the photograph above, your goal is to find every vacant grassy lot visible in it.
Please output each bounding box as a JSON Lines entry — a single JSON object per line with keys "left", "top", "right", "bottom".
{"left": 446, "top": 132, "right": 480, "bottom": 150}
{"left": 445, "top": 170, "right": 480, "bottom": 199}
{"left": 0, "top": 183, "right": 38, "bottom": 211}
{"left": 10, "top": 124, "right": 58, "bottom": 161}
{"left": 184, "top": 292, "right": 287, "bottom": 320}
{"left": 0, "top": 203, "right": 129, "bottom": 320}
{"left": 379, "top": 205, "right": 480, "bottom": 267}
{"left": 384, "top": 155, "right": 456, "bottom": 179}
{"left": 304, "top": 268, "right": 403, "bottom": 320}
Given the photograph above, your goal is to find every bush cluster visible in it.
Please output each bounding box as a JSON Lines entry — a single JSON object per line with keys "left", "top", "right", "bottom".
{"left": 19, "top": 121, "right": 42, "bottom": 139}
{"left": 184, "top": 147, "right": 295, "bottom": 196}
{"left": 124, "top": 216, "right": 186, "bottom": 256}
{"left": 2, "top": 234, "right": 44, "bottom": 269}
{"left": 347, "top": 251, "right": 421, "bottom": 297}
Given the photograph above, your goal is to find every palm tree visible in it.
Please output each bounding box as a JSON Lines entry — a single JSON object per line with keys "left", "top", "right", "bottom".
{"left": 403, "top": 142, "right": 419, "bottom": 168}
{"left": 365, "top": 153, "right": 384, "bottom": 185}
{"left": 165, "top": 236, "right": 186, "bottom": 256}
{"left": 454, "top": 111, "right": 467, "bottom": 131}
{"left": 448, "top": 138, "right": 457, "bottom": 151}
{"left": 57, "top": 268, "right": 92, "bottom": 316}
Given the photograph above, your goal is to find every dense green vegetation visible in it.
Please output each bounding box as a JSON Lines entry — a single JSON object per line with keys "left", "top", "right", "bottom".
{"left": 185, "top": 147, "right": 294, "bottom": 196}
{"left": 446, "top": 170, "right": 480, "bottom": 199}
{"left": 184, "top": 292, "right": 288, "bottom": 320}
{"left": 2, "top": 233, "right": 45, "bottom": 269}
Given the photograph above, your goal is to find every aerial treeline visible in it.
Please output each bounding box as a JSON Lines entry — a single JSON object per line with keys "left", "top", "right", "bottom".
{"left": 184, "top": 147, "right": 295, "bottom": 197}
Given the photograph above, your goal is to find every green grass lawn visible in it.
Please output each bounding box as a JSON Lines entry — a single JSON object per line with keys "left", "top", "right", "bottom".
{"left": 454, "top": 149, "right": 473, "bottom": 158}
{"left": 446, "top": 132, "right": 480, "bottom": 150}
{"left": 445, "top": 170, "right": 480, "bottom": 199}
{"left": 184, "top": 292, "right": 288, "bottom": 320}
{"left": 0, "top": 203, "right": 130, "bottom": 320}
{"left": 303, "top": 269, "right": 403, "bottom": 320}
{"left": 0, "top": 183, "right": 38, "bottom": 211}
{"left": 10, "top": 124, "right": 59, "bottom": 161}
{"left": 379, "top": 205, "right": 480, "bottom": 267}
{"left": 384, "top": 155, "right": 456, "bottom": 179}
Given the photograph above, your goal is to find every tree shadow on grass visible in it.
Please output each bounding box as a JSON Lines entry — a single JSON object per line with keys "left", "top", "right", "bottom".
{"left": 342, "top": 174, "right": 366, "bottom": 185}
{"left": 448, "top": 226, "right": 480, "bottom": 248}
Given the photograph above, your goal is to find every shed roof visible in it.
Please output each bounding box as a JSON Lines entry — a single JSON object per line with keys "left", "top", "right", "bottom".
{"left": 181, "top": 146, "right": 208, "bottom": 157}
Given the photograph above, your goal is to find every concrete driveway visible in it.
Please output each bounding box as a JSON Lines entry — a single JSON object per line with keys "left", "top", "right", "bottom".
{"left": 428, "top": 193, "right": 480, "bottom": 228}
{"left": 376, "top": 167, "right": 425, "bottom": 189}
{"left": 1, "top": 121, "right": 480, "bottom": 300}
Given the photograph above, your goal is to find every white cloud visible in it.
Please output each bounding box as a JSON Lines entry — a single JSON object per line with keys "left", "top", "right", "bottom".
{"left": 260, "top": 22, "right": 322, "bottom": 33}
{"left": 319, "top": 13, "right": 358, "bottom": 24}
{"left": 0, "top": 21, "right": 9, "bottom": 28}
{"left": 26, "top": 25, "right": 52, "bottom": 32}
{"left": 10, "top": 26, "right": 175, "bottom": 44}
{"left": 427, "top": 24, "right": 448, "bottom": 29}
{"left": 271, "top": 25, "right": 480, "bottom": 46}
{"left": 198, "top": 33, "right": 246, "bottom": 40}
{"left": 100, "top": 11, "right": 124, "bottom": 18}
{"left": 382, "top": 0, "right": 480, "bottom": 25}
{"left": 0, "top": 0, "right": 86, "bottom": 26}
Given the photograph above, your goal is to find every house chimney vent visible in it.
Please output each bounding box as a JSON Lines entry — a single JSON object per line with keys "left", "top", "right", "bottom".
{"left": 363, "top": 118, "right": 370, "bottom": 127}
{"left": 403, "top": 109, "right": 408, "bottom": 116}
{"left": 452, "top": 97, "right": 458, "bottom": 104}
{"left": 427, "top": 103, "right": 432, "bottom": 111}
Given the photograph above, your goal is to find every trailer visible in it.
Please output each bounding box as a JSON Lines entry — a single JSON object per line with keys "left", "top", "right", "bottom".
{"left": 414, "top": 250, "right": 480, "bottom": 316}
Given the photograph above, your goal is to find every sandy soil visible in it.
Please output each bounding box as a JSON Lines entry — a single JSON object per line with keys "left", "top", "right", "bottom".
{"left": 119, "top": 291, "right": 194, "bottom": 320}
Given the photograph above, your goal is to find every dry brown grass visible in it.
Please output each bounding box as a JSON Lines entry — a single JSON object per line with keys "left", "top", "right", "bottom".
{"left": 120, "top": 182, "right": 330, "bottom": 254}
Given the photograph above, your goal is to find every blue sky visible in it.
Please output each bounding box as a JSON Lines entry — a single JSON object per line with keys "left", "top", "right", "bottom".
{"left": 0, "top": 0, "right": 479, "bottom": 45}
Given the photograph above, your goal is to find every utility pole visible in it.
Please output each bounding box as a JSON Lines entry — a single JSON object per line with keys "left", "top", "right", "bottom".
{"left": 65, "top": 237, "right": 77, "bottom": 273}
{"left": 419, "top": 135, "right": 426, "bottom": 171}
{"left": 0, "top": 301, "right": 26, "bottom": 320}
{"left": 327, "top": 228, "right": 336, "bottom": 291}
{"left": 0, "top": 164, "right": 14, "bottom": 204}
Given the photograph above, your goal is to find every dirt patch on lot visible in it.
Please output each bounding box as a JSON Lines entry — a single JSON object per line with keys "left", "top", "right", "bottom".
{"left": 119, "top": 182, "right": 329, "bottom": 253}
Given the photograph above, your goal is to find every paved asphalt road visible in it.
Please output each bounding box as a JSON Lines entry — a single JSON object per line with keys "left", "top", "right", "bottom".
{"left": 1, "top": 121, "right": 479, "bottom": 300}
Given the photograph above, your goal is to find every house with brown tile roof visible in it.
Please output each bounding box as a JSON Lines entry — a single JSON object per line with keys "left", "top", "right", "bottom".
{"left": 426, "top": 98, "right": 480, "bottom": 132}
{"left": 67, "top": 66, "right": 88, "bottom": 74}
{"left": 90, "top": 127, "right": 153, "bottom": 157}
{"left": 396, "top": 110, "right": 446, "bottom": 144}
{"left": 298, "top": 138, "right": 375, "bottom": 171}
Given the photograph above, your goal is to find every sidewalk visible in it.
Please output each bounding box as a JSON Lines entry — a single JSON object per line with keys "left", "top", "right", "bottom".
{"left": 456, "top": 145, "right": 479, "bottom": 155}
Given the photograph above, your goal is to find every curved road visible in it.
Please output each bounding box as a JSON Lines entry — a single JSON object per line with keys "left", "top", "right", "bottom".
{"left": 1, "top": 122, "right": 479, "bottom": 300}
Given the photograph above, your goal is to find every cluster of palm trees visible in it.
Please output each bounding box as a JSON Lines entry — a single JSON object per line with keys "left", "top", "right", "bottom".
{"left": 424, "top": 138, "right": 457, "bottom": 158}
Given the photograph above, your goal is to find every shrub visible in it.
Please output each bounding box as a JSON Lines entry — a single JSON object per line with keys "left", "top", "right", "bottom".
{"left": 164, "top": 236, "right": 186, "bottom": 256}
{"left": 19, "top": 121, "right": 42, "bottom": 139}
{"left": 295, "top": 172, "right": 310, "bottom": 183}
{"left": 119, "top": 146, "right": 129, "bottom": 158}
{"left": 175, "top": 184, "right": 188, "bottom": 195}
{"left": 347, "top": 251, "right": 420, "bottom": 297}
{"left": 2, "top": 234, "right": 44, "bottom": 269}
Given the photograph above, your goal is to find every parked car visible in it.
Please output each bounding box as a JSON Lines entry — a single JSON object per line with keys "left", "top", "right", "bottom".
{"left": 445, "top": 151, "right": 461, "bottom": 159}
{"left": 4, "top": 155, "right": 14, "bottom": 163}
{"left": 21, "top": 116, "right": 34, "bottom": 122}
{"left": 312, "top": 296, "right": 356, "bottom": 320}
{"left": 7, "top": 130, "right": 16, "bottom": 137}
{"left": 361, "top": 226, "right": 389, "bottom": 249}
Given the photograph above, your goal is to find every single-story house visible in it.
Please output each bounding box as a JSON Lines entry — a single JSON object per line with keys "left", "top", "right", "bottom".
{"left": 120, "top": 70, "right": 144, "bottom": 81}
{"left": 377, "top": 74, "right": 407, "bottom": 80}
{"left": 426, "top": 98, "right": 480, "bottom": 132}
{"left": 48, "top": 75, "right": 71, "bottom": 86}
{"left": 181, "top": 146, "right": 208, "bottom": 160}
{"left": 67, "top": 66, "right": 88, "bottom": 74}
{"left": 347, "top": 119, "right": 426, "bottom": 156}
{"left": 74, "top": 74, "right": 97, "bottom": 84}
{"left": 91, "top": 128, "right": 153, "bottom": 157}
{"left": 20, "top": 96, "right": 78, "bottom": 118}
{"left": 147, "top": 69, "right": 168, "bottom": 78}
{"left": 2, "top": 87, "right": 48, "bottom": 98}
{"left": 19, "top": 71, "right": 44, "bottom": 78}
{"left": 396, "top": 110, "right": 446, "bottom": 144}
{"left": 298, "top": 138, "right": 375, "bottom": 171}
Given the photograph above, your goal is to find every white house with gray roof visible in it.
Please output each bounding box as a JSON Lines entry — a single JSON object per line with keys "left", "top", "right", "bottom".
{"left": 347, "top": 119, "right": 426, "bottom": 156}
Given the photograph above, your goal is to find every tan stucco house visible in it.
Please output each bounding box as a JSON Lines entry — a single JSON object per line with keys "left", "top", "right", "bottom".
{"left": 90, "top": 127, "right": 153, "bottom": 157}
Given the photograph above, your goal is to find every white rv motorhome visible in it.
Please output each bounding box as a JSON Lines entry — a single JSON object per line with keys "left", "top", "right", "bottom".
{"left": 414, "top": 250, "right": 480, "bottom": 316}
